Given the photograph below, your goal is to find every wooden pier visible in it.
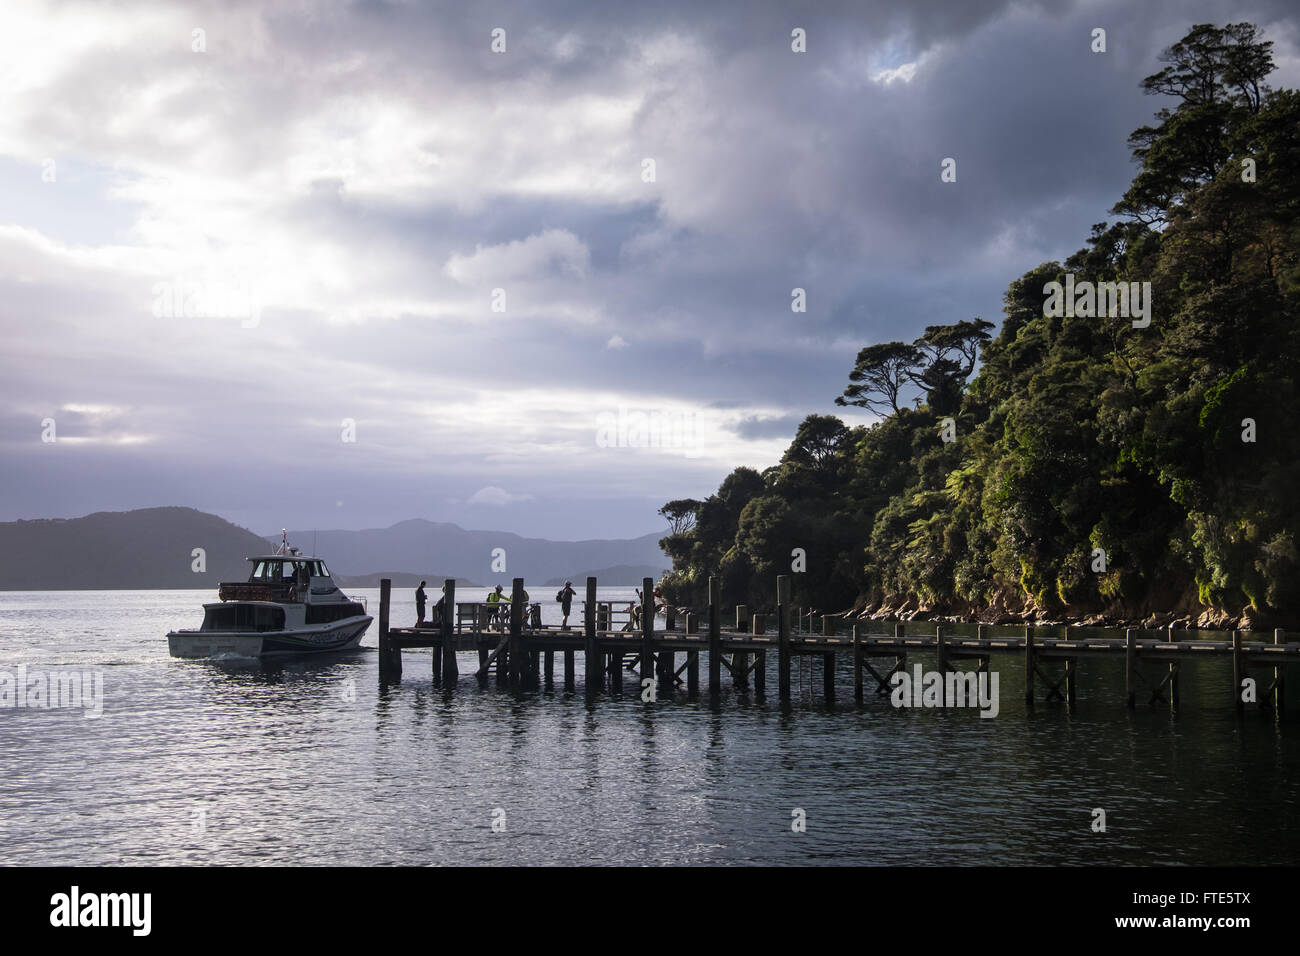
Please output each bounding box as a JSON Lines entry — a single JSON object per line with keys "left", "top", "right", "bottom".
{"left": 375, "top": 574, "right": 1298, "bottom": 716}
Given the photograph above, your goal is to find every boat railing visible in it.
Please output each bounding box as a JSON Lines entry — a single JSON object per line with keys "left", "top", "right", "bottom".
{"left": 218, "top": 582, "right": 275, "bottom": 602}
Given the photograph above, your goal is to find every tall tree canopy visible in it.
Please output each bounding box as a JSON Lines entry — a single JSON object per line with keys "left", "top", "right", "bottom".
{"left": 660, "top": 23, "right": 1298, "bottom": 628}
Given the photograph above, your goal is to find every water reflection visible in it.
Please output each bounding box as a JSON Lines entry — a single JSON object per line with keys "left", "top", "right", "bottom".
{"left": 1, "top": 590, "right": 1296, "bottom": 865}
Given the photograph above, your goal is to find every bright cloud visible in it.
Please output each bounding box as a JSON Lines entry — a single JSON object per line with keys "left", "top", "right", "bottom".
{"left": 467, "top": 486, "right": 536, "bottom": 506}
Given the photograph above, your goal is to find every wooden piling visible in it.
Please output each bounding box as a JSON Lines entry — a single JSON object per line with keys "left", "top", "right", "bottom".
{"left": 1232, "top": 630, "right": 1244, "bottom": 713}
{"left": 665, "top": 605, "right": 677, "bottom": 630}
{"left": 685, "top": 612, "right": 699, "bottom": 634}
{"left": 1124, "top": 628, "right": 1137, "bottom": 709}
{"left": 1275, "top": 628, "right": 1286, "bottom": 715}
{"left": 659, "top": 647, "right": 675, "bottom": 687}
{"left": 544, "top": 649, "right": 554, "bottom": 684}
{"left": 708, "top": 576, "right": 721, "bottom": 695}
{"left": 583, "top": 578, "right": 599, "bottom": 692}
{"left": 508, "top": 578, "right": 524, "bottom": 688}
{"left": 687, "top": 651, "right": 699, "bottom": 696}
{"left": 754, "top": 650, "right": 765, "bottom": 693}
{"left": 1167, "top": 626, "right": 1178, "bottom": 710}
{"left": 777, "top": 575, "right": 792, "bottom": 700}
{"left": 733, "top": 604, "right": 750, "bottom": 690}
{"left": 378, "top": 578, "right": 394, "bottom": 677}
{"left": 440, "top": 578, "right": 457, "bottom": 684}
{"left": 823, "top": 652, "right": 835, "bottom": 702}
{"left": 1024, "top": 625, "right": 1034, "bottom": 706}
{"left": 853, "top": 624, "right": 863, "bottom": 701}
{"left": 753, "top": 613, "right": 767, "bottom": 635}
{"left": 564, "top": 650, "right": 575, "bottom": 690}
{"left": 640, "top": 577, "right": 655, "bottom": 688}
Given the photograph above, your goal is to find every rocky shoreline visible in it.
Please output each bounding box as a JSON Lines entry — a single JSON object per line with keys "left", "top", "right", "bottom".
{"left": 838, "top": 590, "right": 1274, "bottom": 633}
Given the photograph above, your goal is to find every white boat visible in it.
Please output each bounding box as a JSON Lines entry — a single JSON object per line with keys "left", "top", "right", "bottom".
{"left": 167, "top": 534, "right": 372, "bottom": 659}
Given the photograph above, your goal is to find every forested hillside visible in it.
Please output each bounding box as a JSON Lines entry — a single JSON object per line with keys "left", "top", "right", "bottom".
{"left": 0, "top": 507, "right": 270, "bottom": 589}
{"left": 659, "top": 23, "right": 1300, "bottom": 629}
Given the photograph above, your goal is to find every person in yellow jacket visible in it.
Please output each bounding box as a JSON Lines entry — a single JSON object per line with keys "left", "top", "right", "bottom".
{"left": 486, "top": 585, "right": 507, "bottom": 628}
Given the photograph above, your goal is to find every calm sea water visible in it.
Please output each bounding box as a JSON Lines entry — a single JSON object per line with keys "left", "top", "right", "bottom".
{"left": 0, "top": 588, "right": 1295, "bottom": 866}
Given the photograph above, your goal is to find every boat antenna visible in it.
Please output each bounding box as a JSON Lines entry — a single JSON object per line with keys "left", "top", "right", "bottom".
{"left": 280, "top": 528, "right": 287, "bottom": 554}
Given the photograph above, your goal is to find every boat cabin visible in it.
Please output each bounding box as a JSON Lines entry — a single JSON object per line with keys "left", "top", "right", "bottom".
{"left": 248, "top": 556, "right": 333, "bottom": 588}
{"left": 217, "top": 555, "right": 349, "bottom": 606}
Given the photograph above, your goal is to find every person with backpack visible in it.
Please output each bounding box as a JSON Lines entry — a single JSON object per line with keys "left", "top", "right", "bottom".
{"left": 556, "top": 581, "right": 577, "bottom": 629}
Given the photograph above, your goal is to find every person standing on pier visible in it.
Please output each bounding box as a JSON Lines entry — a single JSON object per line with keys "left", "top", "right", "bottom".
{"left": 557, "top": 581, "right": 576, "bottom": 630}
{"left": 487, "top": 585, "right": 507, "bottom": 628}
{"left": 415, "top": 581, "right": 427, "bottom": 626}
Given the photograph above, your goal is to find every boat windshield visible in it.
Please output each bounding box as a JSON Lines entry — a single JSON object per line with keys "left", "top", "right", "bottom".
{"left": 247, "top": 559, "right": 330, "bottom": 581}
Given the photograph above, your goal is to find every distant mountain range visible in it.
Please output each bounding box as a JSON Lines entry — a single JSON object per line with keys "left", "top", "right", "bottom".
{"left": 0, "top": 507, "right": 272, "bottom": 589}
{"left": 270, "top": 519, "right": 670, "bottom": 586}
{"left": 0, "top": 508, "right": 669, "bottom": 589}
{"left": 543, "top": 565, "right": 667, "bottom": 587}
{"left": 334, "top": 572, "right": 478, "bottom": 589}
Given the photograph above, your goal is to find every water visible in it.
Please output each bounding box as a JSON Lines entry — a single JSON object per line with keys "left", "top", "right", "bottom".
{"left": 0, "top": 589, "right": 1296, "bottom": 865}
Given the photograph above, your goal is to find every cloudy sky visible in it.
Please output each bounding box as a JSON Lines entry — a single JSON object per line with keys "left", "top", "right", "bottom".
{"left": 2, "top": 0, "right": 1297, "bottom": 540}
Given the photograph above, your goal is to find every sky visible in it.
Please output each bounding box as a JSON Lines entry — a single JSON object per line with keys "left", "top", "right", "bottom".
{"left": 2, "top": 0, "right": 1297, "bottom": 540}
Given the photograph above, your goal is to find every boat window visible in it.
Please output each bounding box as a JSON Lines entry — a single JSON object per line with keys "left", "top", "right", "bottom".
{"left": 250, "top": 561, "right": 267, "bottom": 580}
{"left": 317, "top": 561, "right": 330, "bottom": 578}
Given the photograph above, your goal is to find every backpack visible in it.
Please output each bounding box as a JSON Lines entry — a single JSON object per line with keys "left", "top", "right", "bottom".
{"left": 556, "top": 590, "right": 564, "bottom": 602}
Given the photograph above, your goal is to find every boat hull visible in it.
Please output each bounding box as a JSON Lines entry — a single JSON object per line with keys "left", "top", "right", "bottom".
{"left": 167, "top": 616, "right": 372, "bottom": 659}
